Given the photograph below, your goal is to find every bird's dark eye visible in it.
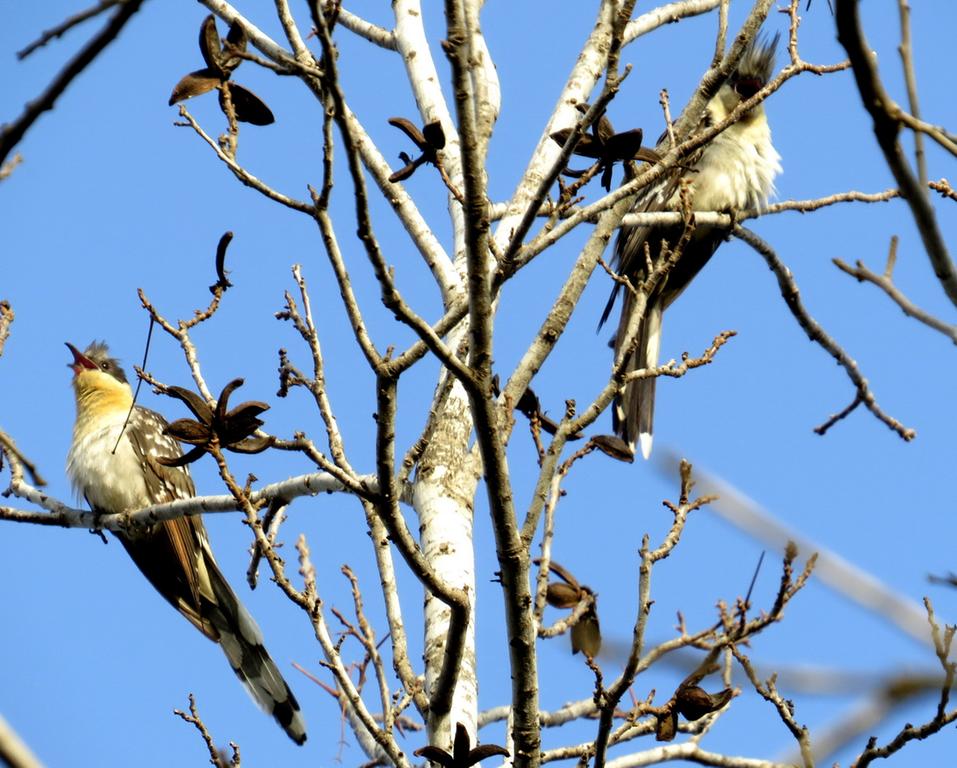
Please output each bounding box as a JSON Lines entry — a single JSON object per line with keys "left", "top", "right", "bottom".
{"left": 100, "top": 361, "right": 110, "bottom": 371}
{"left": 734, "top": 76, "right": 763, "bottom": 100}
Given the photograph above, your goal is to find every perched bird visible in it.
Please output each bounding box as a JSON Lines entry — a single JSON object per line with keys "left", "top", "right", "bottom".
{"left": 65, "top": 341, "right": 306, "bottom": 745}
{"left": 600, "top": 35, "right": 782, "bottom": 459}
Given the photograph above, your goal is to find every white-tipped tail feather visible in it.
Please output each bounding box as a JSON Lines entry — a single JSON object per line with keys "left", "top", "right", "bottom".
{"left": 67, "top": 341, "right": 307, "bottom": 745}
{"left": 603, "top": 35, "right": 780, "bottom": 456}
{"left": 613, "top": 302, "right": 662, "bottom": 460}
{"left": 206, "top": 556, "right": 307, "bottom": 745}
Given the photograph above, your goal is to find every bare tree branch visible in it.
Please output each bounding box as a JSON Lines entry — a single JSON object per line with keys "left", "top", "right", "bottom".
{"left": 330, "top": 5, "right": 396, "bottom": 49}
{"left": 2, "top": 468, "right": 366, "bottom": 530}
{"left": 896, "top": 0, "right": 926, "bottom": 186}
{"left": 835, "top": 0, "right": 957, "bottom": 309}
{"left": 174, "top": 694, "right": 237, "bottom": 768}
{"left": 6, "top": 1, "right": 957, "bottom": 764}
{"left": 851, "top": 599, "right": 957, "bottom": 767}
{"left": 734, "top": 225, "right": 916, "bottom": 442}
{"left": 297, "top": 535, "right": 412, "bottom": 767}
{"left": 17, "top": 0, "right": 125, "bottom": 59}
{"left": 0, "top": 0, "right": 145, "bottom": 167}
{"left": 834, "top": 236, "right": 957, "bottom": 345}
{"left": 175, "top": 105, "right": 315, "bottom": 214}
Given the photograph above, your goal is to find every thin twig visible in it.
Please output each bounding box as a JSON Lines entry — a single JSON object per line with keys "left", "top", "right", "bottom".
{"left": 851, "top": 599, "right": 957, "bottom": 767}
{"left": 835, "top": 0, "right": 957, "bottom": 310}
{"left": 174, "top": 694, "right": 235, "bottom": 768}
{"left": 834, "top": 241, "right": 957, "bottom": 345}
{"left": 489, "top": 186, "right": 903, "bottom": 224}
{"left": 17, "top": 0, "right": 125, "bottom": 59}
{"left": 0, "top": 427, "right": 47, "bottom": 487}
{"left": 732, "top": 647, "right": 814, "bottom": 767}
{"left": 595, "top": 463, "right": 696, "bottom": 766}
{"left": 0, "top": 0, "right": 145, "bottom": 167}
{"left": 711, "top": 0, "right": 729, "bottom": 67}
{"left": 657, "top": 452, "right": 935, "bottom": 647}
{"left": 734, "top": 225, "right": 916, "bottom": 442}
{"left": 929, "top": 178, "right": 957, "bottom": 202}
{"left": 896, "top": 0, "right": 926, "bottom": 187}
{"left": 0, "top": 154, "right": 22, "bottom": 182}
{"left": 342, "top": 564, "right": 394, "bottom": 734}
{"left": 296, "top": 535, "right": 409, "bottom": 766}
{"left": 175, "top": 105, "right": 314, "bottom": 214}
{"left": 280, "top": 265, "right": 353, "bottom": 469}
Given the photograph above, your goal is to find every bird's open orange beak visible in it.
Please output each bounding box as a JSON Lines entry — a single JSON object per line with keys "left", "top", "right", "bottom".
{"left": 66, "top": 342, "right": 97, "bottom": 376}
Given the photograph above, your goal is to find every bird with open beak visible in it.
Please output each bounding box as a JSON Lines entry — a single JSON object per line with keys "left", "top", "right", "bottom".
{"left": 65, "top": 341, "right": 306, "bottom": 744}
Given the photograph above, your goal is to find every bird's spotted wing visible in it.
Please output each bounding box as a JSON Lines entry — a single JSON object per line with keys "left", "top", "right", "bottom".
{"left": 600, "top": 112, "right": 722, "bottom": 330}
{"left": 122, "top": 406, "right": 220, "bottom": 640}
{"left": 124, "top": 410, "right": 307, "bottom": 742}
{"left": 599, "top": 159, "right": 688, "bottom": 330}
{"left": 127, "top": 407, "right": 196, "bottom": 501}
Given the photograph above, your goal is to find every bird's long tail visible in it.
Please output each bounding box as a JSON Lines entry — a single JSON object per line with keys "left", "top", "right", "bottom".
{"left": 204, "top": 558, "right": 308, "bottom": 745}
{"left": 118, "top": 521, "right": 307, "bottom": 745}
{"left": 614, "top": 302, "right": 662, "bottom": 460}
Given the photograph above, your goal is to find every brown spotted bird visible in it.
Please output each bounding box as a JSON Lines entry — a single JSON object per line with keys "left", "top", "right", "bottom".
{"left": 65, "top": 341, "right": 305, "bottom": 744}
{"left": 600, "top": 35, "right": 782, "bottom": 459}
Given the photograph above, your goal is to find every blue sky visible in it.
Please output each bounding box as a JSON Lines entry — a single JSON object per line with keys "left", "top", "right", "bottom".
{"left": 2, "top": 2, "right": 957, "bottom": 766}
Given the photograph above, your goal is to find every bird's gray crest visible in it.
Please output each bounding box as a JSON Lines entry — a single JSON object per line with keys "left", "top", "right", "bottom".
{"left": 82, "top": 340, "right": 129, "bottom": 384}
{"left": 736, "top": 32, "right": 780, "bottom": 85}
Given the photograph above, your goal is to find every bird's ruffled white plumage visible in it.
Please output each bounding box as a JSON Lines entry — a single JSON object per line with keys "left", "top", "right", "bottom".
{"left": 690, "top": 88, "right": 781, "bottom": 213}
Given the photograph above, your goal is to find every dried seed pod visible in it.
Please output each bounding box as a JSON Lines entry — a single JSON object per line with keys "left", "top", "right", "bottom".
{"left": 545, "top": 582, "right": 581, "bottom": 609}
{"left": 198, "top": 14, "right": 225, "bottom": 75}
{"left": 388, "top": 117, "right": 427, "bottom": 149}
{"left": 221, "top": 20, "right": 248, "bottom": 71}
{"left": 168, "top": 68, "right": 221, "bottom": 106}
{"left": 156, "top": 445, "right": 206, "bottom": 468}
{"left": 414, "top": 721, "right": 509, "bottom": 767}
{"left": 168, "top": 14, "right": 274, "bottom": 126}
{"left": 160, "top": 378, "right": 273, "bottom": 465}
{"left": 165, "top": 385, "right": 214, "bottom": 423}
{"left": 222, "top": 82, "right": 275, "bottom": 125}
{"left": 164, "top": 418, "right": 212, "bottom": 445}
{"left": 674, "top": 685, "right": 733, "bottom": 721}
{"left": 604, "top": 128, "right": 644, "bottom": 161}
{"left": 591, "top": 434, "right": 634, "bottom": 463}
{"left": 570, "top": 607, "right": 601, "bottom": 659}
{"left": 655, "top": 708, "right": 678, "bottom": 742}
{"left": 549, "top": 129, "right": 602, "bottom": 158}
{"left": 422, "top": 120, "right": 446, "bottom": 150}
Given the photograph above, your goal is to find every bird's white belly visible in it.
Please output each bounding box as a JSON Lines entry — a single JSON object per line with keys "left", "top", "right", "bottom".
{"left": 691, "top": 127, "right": 780, "bottom": 212}
{"left": 67, "top": 417, "right": 150, "bottom": 513}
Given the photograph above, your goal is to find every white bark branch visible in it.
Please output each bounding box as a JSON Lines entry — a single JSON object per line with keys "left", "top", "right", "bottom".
{"left": 4, "top": 471, "right": 370, "bottom": 530}
{"left": 334, "top": 7, "right": 396, "bottom": 49}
